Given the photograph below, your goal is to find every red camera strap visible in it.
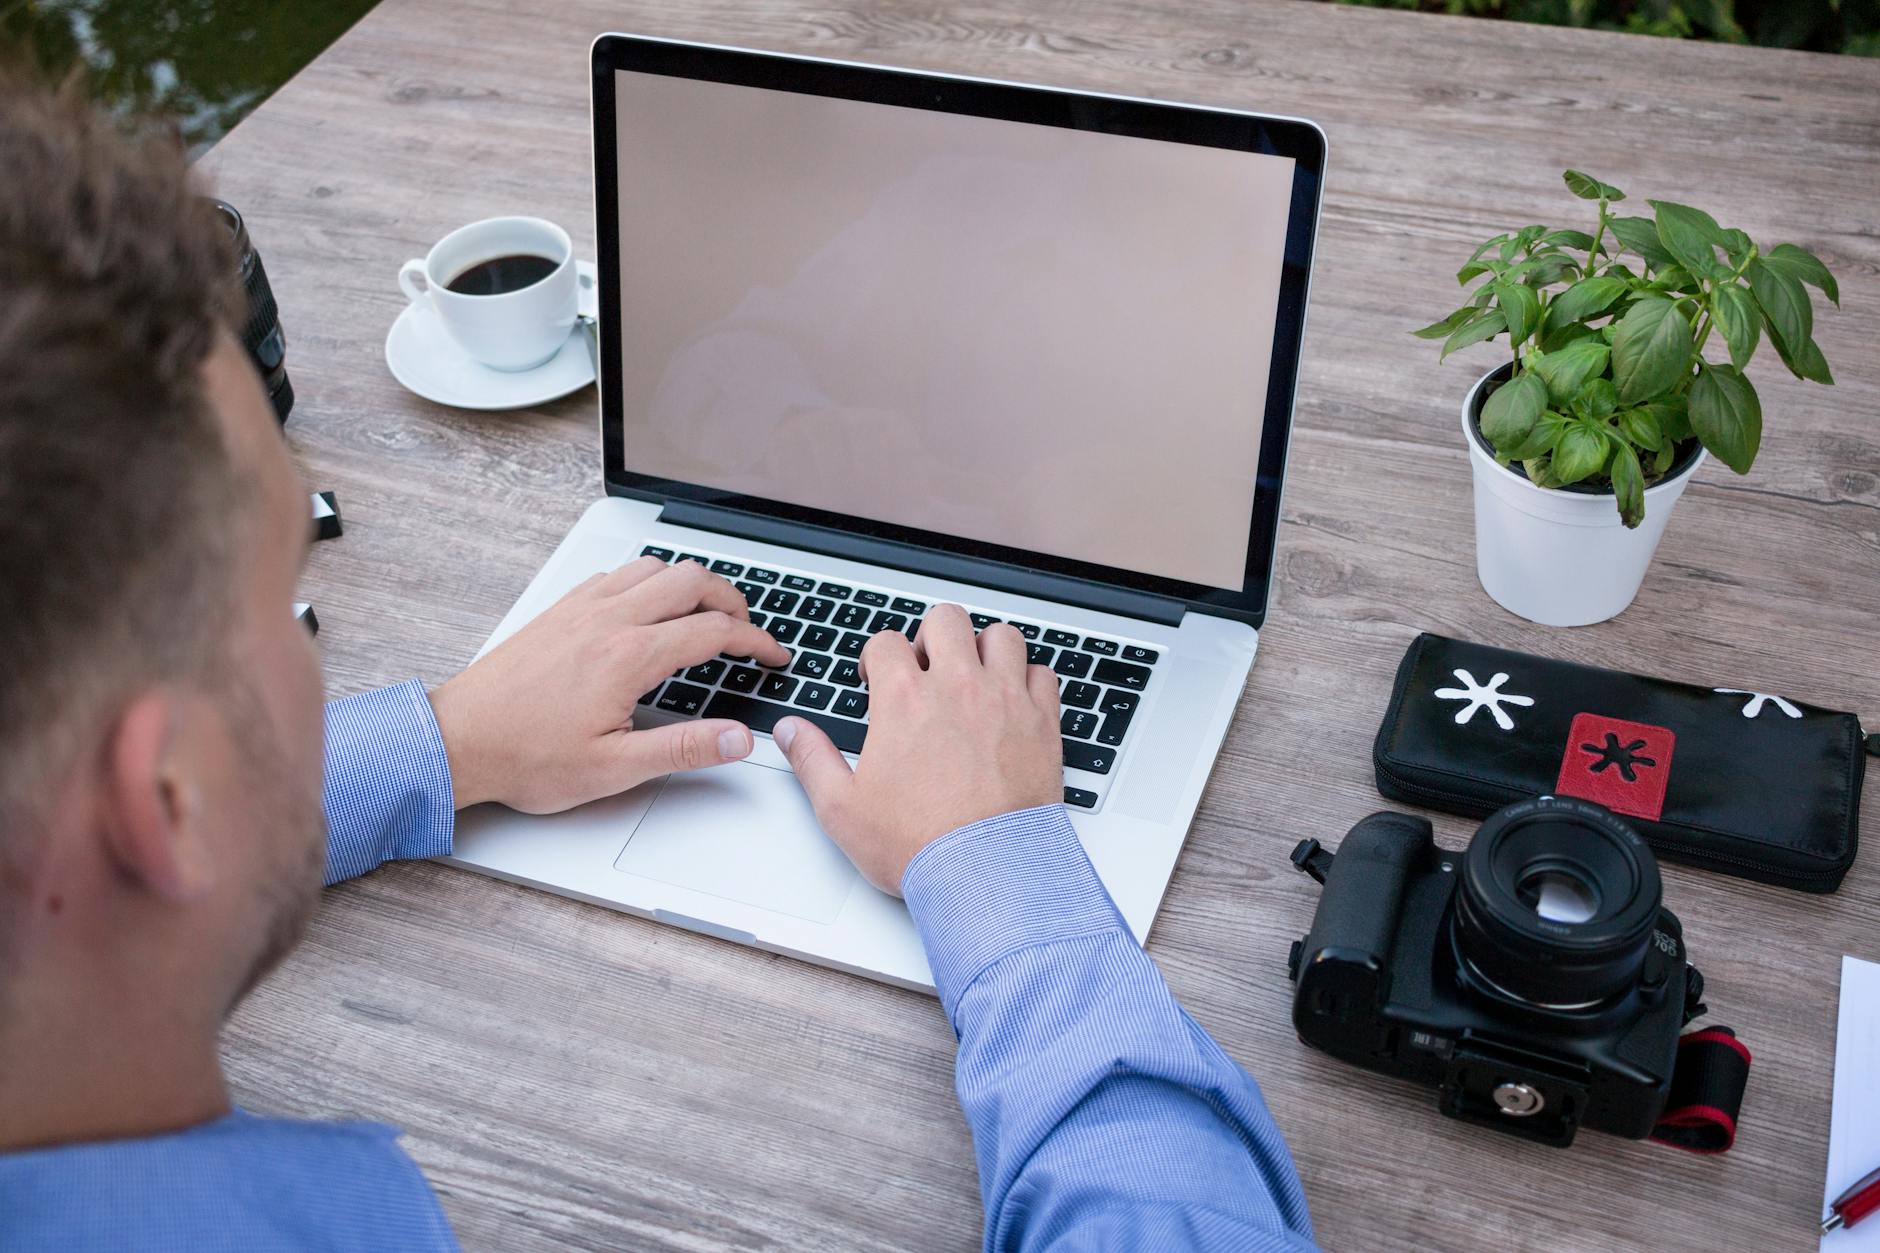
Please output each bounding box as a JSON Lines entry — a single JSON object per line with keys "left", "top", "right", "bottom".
{"left": 1649, "top": 1027, "right": 1752, "bottom": 1153}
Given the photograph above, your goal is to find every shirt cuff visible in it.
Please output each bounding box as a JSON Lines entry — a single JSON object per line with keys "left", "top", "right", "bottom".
{"left": 322, "top": 679, "right": 456, "bottom": 885}
{"left": 901, "top": 803, "right": 1128, "bottom": 1023}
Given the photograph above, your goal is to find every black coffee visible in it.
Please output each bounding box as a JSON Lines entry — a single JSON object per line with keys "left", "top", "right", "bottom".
{"left": 445, "top": 253, "right": 559, "bottom": 296}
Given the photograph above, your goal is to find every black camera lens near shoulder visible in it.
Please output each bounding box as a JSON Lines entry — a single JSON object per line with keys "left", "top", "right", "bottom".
{"left": 1454, "top": 796, "right": 1662, "bottom": 1009}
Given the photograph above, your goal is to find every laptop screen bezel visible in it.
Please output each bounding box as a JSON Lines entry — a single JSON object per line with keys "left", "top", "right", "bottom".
{"left": 591, "top": 33, "right": 1325, "bottom": 628}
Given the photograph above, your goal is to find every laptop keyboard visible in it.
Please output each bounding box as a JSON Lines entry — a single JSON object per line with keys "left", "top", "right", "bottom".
{"left": 635, "top": 546, "right": 1160, "bottom": 812}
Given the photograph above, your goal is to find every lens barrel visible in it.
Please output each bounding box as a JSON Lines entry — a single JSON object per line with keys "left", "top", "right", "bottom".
{"left": 208, "top": 199, "right": 293, "bottom": 423}
{"left": 1452, "top": 797, "right": 1662, "bottom": 1008}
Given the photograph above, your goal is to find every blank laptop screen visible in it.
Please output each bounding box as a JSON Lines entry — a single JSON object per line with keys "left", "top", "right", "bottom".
{"left": 612, "top": 69, "right": 1295, "bottom": 592}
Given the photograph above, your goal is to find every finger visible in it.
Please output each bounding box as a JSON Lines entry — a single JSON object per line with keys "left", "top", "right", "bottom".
{"left": 617, "top": 560, "right": 751, "bottom": 625}
{"left": 595, "top": 553, "right": 671, "bottom": 597}
{"left": 645, "top": 611, "right": 791, "bottom": 672}
{"left": 974, "top": 620, "right": 1027, "bottom": 680}
{"left": 1026, "top": 662, "right": 1059, "bottom": 713}
{"left": 913, "top": 603, "right": 977, "bottom": 671}
{"left": 611, "top": 718, "right": 755, "bottom": 789}
{"left": 857, "top": 628, "right": 919, "bottom": 691}
{"left": 772, "top": 716, "right": 855, "bottom": 821}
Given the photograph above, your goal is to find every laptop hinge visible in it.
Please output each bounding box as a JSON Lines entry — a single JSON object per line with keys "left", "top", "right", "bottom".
{"left": 657, "top": 500, "right": 1186, "bottom": 627}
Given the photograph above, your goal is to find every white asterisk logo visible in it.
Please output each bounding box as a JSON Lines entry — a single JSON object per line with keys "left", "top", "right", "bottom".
{"left": 1434, "top": 669, "right": 1534, "bottom": 731}
{"left": 1713, "top": 688, "right": 1803, "bottom": 719}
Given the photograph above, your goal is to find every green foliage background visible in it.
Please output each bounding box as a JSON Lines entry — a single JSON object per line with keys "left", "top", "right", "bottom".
{"left": 1325, "top": 0, "right": 1880, "bottom": 55}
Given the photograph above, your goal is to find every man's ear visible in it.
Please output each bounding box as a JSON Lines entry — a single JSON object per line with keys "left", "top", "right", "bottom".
{"left": 100, "top": 691, "right": 215, "bottom": 902}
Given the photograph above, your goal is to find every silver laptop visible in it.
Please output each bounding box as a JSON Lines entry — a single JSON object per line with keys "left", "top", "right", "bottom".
{"left": 446, "top": 34, "right": 1326, "bottom": 991}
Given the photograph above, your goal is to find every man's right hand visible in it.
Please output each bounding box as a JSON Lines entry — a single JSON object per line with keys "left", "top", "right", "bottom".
{"left": 773, "top": 603, "right": 1063, "bottom": 894}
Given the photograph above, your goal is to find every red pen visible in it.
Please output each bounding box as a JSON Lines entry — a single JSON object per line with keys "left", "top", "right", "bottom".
{"left": 1825, "top": 1164, "right": 1880, "bottom": 1235}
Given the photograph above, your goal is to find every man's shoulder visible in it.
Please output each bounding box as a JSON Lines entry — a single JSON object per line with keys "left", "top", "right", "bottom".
{"left": 0, "top": 1111, "right": 459, "bottom": 1251}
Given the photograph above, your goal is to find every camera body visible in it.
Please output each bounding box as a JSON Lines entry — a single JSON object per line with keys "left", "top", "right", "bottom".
{"left": 1286, "top": 797, "right": 1705, "bottom": 1147}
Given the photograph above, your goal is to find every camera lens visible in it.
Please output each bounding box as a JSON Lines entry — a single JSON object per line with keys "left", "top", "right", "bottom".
{"left": 1452, "top": 797, "right": 1661, "bottom": 1008}
{"left": 207, "top": 199, "right": 293, "bottom": 423}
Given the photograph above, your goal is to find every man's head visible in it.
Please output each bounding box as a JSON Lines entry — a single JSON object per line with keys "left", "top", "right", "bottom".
{"left": 0, "top": 68, "right": 326, "bottom": 1060}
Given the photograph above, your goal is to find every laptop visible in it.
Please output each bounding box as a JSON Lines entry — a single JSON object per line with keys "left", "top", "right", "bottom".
{"left": 446, "top": 33, "right": 1326, "bottom": 991}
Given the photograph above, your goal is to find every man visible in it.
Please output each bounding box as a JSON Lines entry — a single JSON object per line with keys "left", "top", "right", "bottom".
{"left": 0, "top": 71, "right": 1315, "bottom": 1251}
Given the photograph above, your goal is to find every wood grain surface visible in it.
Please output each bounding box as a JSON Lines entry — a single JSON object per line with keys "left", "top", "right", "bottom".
{"left": 198, "top": 1, "right": 1880, "bottom": 1248}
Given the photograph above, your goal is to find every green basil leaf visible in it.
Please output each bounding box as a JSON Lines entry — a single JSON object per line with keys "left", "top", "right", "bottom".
{"left": 1747, "top": 258, "right": 1813, "bottom": 360}
{"left": 1610, "top": 296, "right": 1694, "bottom": 404}
{"left": 1440, "top": 308, "right": 1508, "bottom": 360}
{"left": 1576, "top": 377, "right": 1618, "bottom": 421}
{"left": 1608, "top": 216, "right": 1675, "bottom": 268}
{"left": 1494, "top": 280, "right": 1541, "bottom": 345}
{"left": 1647, "top": 264, "right": 1695, "bottom": 293}
{"left": 1529, "top": 339, "right": 1611, "bottom": 406}
{"left": 1563, "top": 170, "right": 1625, "bottom": 201}
{"left": 1649, "top": 200, "right": 1732, "bottom": 280}
{"left": 1721, "top": 228, "right": 1755, "bottom": 267}
{"left": 1503, "top": 409, "right": 1566, "bottom": 461}
{"left": 1688, "top": 362, "right": 1763, "bottom": 474}
{"left": 1651, "top": 443, "right": 1675, "bottom": 476}
{"left": 1616, "top": 406, "right": 1665, "bottom": 452}
{"left": 1609, "top": 440, "right": 1646, "bottom": 528}
{"left": 1551, "top": 423, "right": 1611, "bottom": 485}
{"left": 1524, "top": 457, "right": 1566, "bottom": 490}
{"left": 1642, "top": 396, "right": 1693, "bottom": 443}
{"left": 1457, "top": 257, "right": 1506, "bottom": 284}
{"left": 1707, "top": 282, "right": 1760, "bottom": 371}
{"left": 1479, "top": 370, "right": 1548, "bottom": 453}
{"left": 1542, "top": 276, "right": 1628, "bottom": 335}
{"left": 1504, "top": 252, "right": 1580, "bottom": 287}
{"left": 1767, "top": 323, "right": 1836, "bottom": 385}
{"left": 1411, "top": 307, "right": 1476, "bottom": 340}
{"left": 1538, "top": 228, "right": 1596, "bottom": 251}
{"left": 1465, "top": 234, "right": 1512, "bottom": 268}
{"left": 1763, "top": 242, "right": 1839, "bottom": 307}
{"left": 1540, "top": 322, "right": 1601, "bottom": 353}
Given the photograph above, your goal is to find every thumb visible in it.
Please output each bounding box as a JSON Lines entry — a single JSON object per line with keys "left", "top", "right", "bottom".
{"left": 773, "top": 716, "right": 853, "bottom": 819}
{"left": 614, "top": 718, "right": 755, "bottom": 788}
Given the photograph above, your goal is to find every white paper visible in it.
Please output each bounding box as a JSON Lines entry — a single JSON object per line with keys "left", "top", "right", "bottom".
{"left": 1823, "top": 955, "right": 1880, "bottom": 1250}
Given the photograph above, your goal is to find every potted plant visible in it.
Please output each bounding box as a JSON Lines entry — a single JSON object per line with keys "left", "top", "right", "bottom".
{"left": 1414, "top": 170, "right": 1840, "bottom": 626}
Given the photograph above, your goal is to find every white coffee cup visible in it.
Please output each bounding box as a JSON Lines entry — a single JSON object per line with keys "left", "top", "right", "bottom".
{"left": 398, "top": 216, "right": 580, "bottom": 372}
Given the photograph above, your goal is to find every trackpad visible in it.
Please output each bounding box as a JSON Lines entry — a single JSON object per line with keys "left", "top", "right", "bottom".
{"left": 612, "top": 763, "right": 858, "bottom": 924}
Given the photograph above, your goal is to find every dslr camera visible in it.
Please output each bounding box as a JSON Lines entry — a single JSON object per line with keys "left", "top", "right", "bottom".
{"left": 1286, "top": 796, "right": 1707, "bottom": 1147}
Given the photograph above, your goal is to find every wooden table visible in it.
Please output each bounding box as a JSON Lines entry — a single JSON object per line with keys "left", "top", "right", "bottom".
{"left": 201, "top": 2, "right": 1880, "bottom": 1248}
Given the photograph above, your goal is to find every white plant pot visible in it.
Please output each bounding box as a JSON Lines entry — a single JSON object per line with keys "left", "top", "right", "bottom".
{"left": 1463, "top": 366, "right": 1706, "bottom": 628}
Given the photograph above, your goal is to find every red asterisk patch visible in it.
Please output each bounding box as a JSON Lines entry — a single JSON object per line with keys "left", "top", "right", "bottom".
{"left": 1554, "top": 713, "right": 1675, "bottom": 822}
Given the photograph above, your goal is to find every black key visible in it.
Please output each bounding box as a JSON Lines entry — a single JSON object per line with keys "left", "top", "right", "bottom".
{"left": 1101, "top": 690, "right": 1139, "bottom": 715}
{"left": 748, "top": 611, "right": 768, "bottom": 629}
{"left": 1094, "top": 658, "right": 1152, "bottom": 691}
{"left": 641, "top": 545, "right": 675, "bottom": 561}
{"left": 1061, "top": 709, "right": 1099, "bottom": 739}
{"left": 817, "top": 582, "right": 853, "bottom": 599}
{"left": 891, "top": 596, "right": 927, "bottom": 615}
{"left": 782, "top": 574, "right": 817, "bottom": 592}
{"left": 1122, "top": 645, "right": 1160, "bottom": 665}
{"left": 677, "top": 553, "right": 710, "bottom": 567}
{"left": 1027, "top": 642, "right": 1055, "bottom": 666}
{"left": 1082, "top": 637, "right": 1119, "bottom": 656}
{"left": 1062, "top": 739, "right": 1114, "bottom": 775}
{"left": 761, "top": 588, "right": 800, "bottom": 614}
{"left": 791, "top": 652, "right": 832, "bottom": 680}
{"left": 795, "top": 682, "right": 836, "bottom": 711}
{"left": 1063, "top": 786, "right": 1099, "bottom": 810}
{"left": 746, "top": 567, "right": 780, "bottom": 585}
{"left": 904, "top": 617, "right": 923, "bottom": 643}
{"left": 1052, "top": 650, "right": 1093, "bottom": 679}
{"left": 799, "top": 597, "right": 834, "bottom": 623}
{"left": 685, "top": 659, "right": 726, "bottom": 685}
{"left": 638, "top": 685, "right": 661, "bottom": 706}
{"left": 869, "top": 611, "right": 908, "bottom": 634}
{"left": 801, "top": 625, "right": 838, "bottom": 652}
{"left": 830, "top": 659, "right": 862, "bottom": 687}
{"left": 832, "top": 690, "right": 869, "bottom": 719}
{"left": 1062, "top": 680, "right": 1100, "bottom": 709}
{"left": 970, "top": 613, "right": 999, "bottom": 630}
{"left": 767, "top": 618, "right": 801, "bottom": 645}
{"left": 836, "top": 632, "right": 869, "bottom": 658}
{"left": 1008, "top": 621, "right": 1041, "bottom": 640}
{"left": 758, "top": 673, "right": 799, "bottom": 702}
{"left": 710, "top": 559, "right": 744, "bottom": 577}
{"left": 722, "top": 664, "right": 762, "bottom": 694}
{"left": 834, "top": 603, "right": 871, "bottom": 630}
{"left": 1044, "top": 629, "right": 1080, "bottom": 648}
{"left": 855, "top": 589, "right": 889, "bottom": 607}
{"left": 705, "top": 691, "right": 867, "bottom": 753}
{"left": 734, "top": 581, "right": 763, "bottom": 608}
{"left": 1098, "top": 706, "right": 1135, "bottom": 747}
{"left": 656, "top": 682, "right": 710, "bottom": 716}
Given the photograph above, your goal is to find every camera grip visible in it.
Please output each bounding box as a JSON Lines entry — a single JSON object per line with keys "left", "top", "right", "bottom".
{"left": 1296, "top": 811, "right": 1437, "bottom": 1009}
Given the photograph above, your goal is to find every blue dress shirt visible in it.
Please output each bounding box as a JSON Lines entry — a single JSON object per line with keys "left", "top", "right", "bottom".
{"left": 0, "top": 680, "right": 1314, "bottom": 1251}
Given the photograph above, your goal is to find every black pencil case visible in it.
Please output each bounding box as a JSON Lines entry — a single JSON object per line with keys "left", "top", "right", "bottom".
{"left": 1372, "top": 633, "right": 1872, "bottom": 893}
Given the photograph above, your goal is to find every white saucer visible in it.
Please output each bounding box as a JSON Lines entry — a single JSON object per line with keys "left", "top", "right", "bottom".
{"left": 385, "top": 260, "right": 599, "bottom": 410}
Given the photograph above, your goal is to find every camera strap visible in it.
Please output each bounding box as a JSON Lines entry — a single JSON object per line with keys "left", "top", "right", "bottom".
{"left": 1649, "top": 1027, "right": 1752, "bottom": 1153}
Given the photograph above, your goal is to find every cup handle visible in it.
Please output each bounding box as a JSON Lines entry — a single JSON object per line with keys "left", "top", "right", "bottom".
{"left": 397, "top": 258, "right": 430, "bottom": 305}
